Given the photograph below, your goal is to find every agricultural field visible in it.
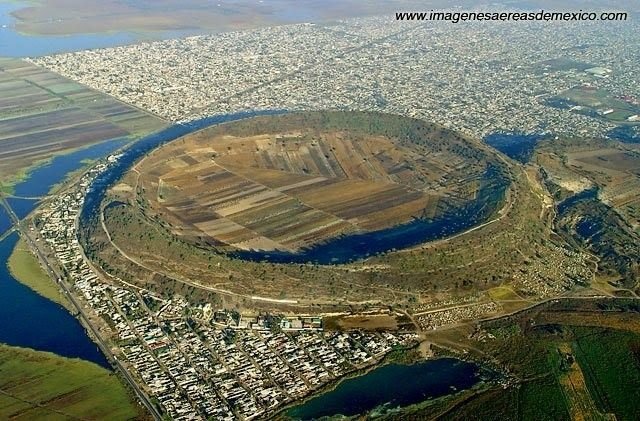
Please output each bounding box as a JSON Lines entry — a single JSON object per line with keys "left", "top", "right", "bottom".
{"left": 0, "top": 344, "right": 144, "bottom": 420}
{"left": 400, "top": 299, "right": 640, "bottom": 421}
{"left": 0, "top": 58, "right": 165, "bottom": 187}
{"left": 133, "top": 112, "right": 490, "bottom": 252}
{"left": 83, "top": 111, "right": 594, "bottom": 316}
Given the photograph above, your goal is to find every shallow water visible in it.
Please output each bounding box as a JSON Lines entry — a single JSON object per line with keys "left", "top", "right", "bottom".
{"left": 0, "top": 2, "right": 198, "bottom": 57}
{"left": 484, "top": 132, "right": 542, "bottom": 163}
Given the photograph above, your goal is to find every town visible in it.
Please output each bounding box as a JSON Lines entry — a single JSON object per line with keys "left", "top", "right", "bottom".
{"left": 30, "top": 14, "right": 638, "bottom": 140}
{"left": 33, "top": 156, "right": 419, "bottom": 420}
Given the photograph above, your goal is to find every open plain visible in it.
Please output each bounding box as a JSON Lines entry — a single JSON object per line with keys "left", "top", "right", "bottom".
{"left": 0, "top": 58, "right": 164, "bottom": 189}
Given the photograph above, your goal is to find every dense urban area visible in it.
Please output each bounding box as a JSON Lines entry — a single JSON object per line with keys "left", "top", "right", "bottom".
{"left": 31, "top": 15, "right": 639, "bottom": 139}
{"left": 2, "top": 8, "right": 638, "bottom": 420}
{"left": 34, "top": 159, "right": 418, "bottom": 419}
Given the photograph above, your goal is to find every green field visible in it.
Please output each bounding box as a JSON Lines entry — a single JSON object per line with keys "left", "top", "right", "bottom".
{"left": 555, "top": 86, "right": 639, "bottom": 124}
{"left": 573, "top": 327, "right": 640, "bottom": 420}
{"left": 393, "top": 302, "right": 640, "bottom": 420}
{"left": 0, "top": 344, "right": 143, "bottom": 420}
{"left": 7, "top": 238, "right": 72, "bottom": 312}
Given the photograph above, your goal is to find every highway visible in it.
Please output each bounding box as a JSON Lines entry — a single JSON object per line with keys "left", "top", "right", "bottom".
{"left": 0, "top": 195, "right": 162, "bottom": 421}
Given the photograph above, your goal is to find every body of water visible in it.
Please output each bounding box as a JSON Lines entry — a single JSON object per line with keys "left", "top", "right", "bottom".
{"left": 0, "top": 3, "right": 199, "bottom": 57}
{"left": 484, "top": 132, "right": 542, "bottom": 164}
{"left": 5, "top": 197, "right": 38, "bottom": 220}
{"left": 0, "top": 112, "right": 279, "bottom": 367}
{"left": 608, "top": 126, "right": 640, "bottom": 144}
{"left": 0, "top": 3, "right": 134, "bottom": 57}
{"left": 234, "top": 165, "right": 508, "bottom": 264}
{"left": 83, "top": 112, "right": 508, "bottom": 265}
{"left": 13, "top": 137, "right": 129, "bottom": 198}
{"left": 557, "top": 187, "right": 599, "bottom": 215}
{"left": 0, "top": 232, "right": 109, "bottom": 367}
{"left": 81, "top": 111, "right": 285, "bottom": 221}
{"left": 6, "top": 138, "right": 130, "bottom": 223}
{"left": 287, "top": 358, "right": 482, "bottom": 420}
{"left": 0, "top": 205, "right": 10, "bottom": 237}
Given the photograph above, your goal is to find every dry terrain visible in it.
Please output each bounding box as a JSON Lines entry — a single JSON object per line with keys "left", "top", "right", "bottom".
{"left": 82, "top": 112, "right": 594, "bottom": 317}
{"left": 536, "top": 137, "right": 640, "bottom": 232}
{"left": 133, "top": 112, "right": 487, "bottom": 252}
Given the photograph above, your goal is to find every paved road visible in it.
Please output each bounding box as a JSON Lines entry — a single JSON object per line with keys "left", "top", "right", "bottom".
{"left": 1, "top": 195, "right": 162, "bottom": 420}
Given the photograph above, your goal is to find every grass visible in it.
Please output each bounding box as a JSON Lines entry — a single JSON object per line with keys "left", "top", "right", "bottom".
{"left": 442, "top": 387, "right": 519, "bottom": 420}
{"left": 7, "top": 238, "right": 72, "bottom": 312}
{"left": 572, "top": 327, "right": 640, "bottom": 420}
{"left": 0, "top": 344, "right": 144, "bottom": 420}
{"left": 418, "top": 301, "right": 640, "bottom": 421}
{"left": 487, "top": 285, "right": 526, "bottom": 301}
{"left": 415, "top": 330, "right": 572, "bottom": 420}
{"left": 518, "top": 375, "right": 570, "bottom": 420}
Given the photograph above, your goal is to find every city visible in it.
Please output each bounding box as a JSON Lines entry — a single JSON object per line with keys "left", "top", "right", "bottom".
{"left": 31, "top": 14, "right": 638, "bottom": 140}
{"left": 1, "top": 3, "right": 639, "bottom": 419}
{"left": 33, "top": 156, "right": 419, "bottom": 419}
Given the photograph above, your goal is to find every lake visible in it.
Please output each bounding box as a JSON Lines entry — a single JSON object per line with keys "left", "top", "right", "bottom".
{"left": 0, "top": 2, "right": 198, "bottom": 58}
{"left": 286, "top": 358, "right": 482, "bottom": 419}
{"left": 5, "top": 197, "right": 38, "bottom": 220}
{"left": 0, "top": 112, "right": 280, "bottom": 368}
{"left": 0, "top": 232, "right": 109, "bottom": 367}
{"left": 608, "top": 125, "right": 640, "bottom": 144}
{"left": 81, "top": 113, "right": 508, "bottom": 265}
{"left": 0, "top": 3, "right": 133, "bottom": 57}
{"left": 5, "top": 138, "right": 130, "bottom": 223}
{"left": 484, "top": 132, "right": 542, "bottom": 164}
{"left": 13, "top": 137, "right": 130, "bottom": 198}
{"left": 0, "top": 205, "right": 10, "bottom": 237}
{"left": 557, "top": 187, "right": 599, "bottom": 215}
{"left": 81, "top": 111, "right": 285, "bottom": 221}
{"left": 1, "top": 108, "right": 499, "bottom": 413}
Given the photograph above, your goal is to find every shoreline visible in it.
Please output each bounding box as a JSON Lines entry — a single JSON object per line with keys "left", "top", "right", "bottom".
{"left": 6, "top": 238, "right": 75, "bottom": 313}
{"left": 279, "top": 349, "right": 488, "bottom": 420}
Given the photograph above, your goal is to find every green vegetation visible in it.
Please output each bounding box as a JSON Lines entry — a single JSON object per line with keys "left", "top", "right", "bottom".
{"left": 381, "top": 346, "right": 422, "bottom": 365}
{"left": 573, "top": 327, "right": 640, "bottom": 420}
{"left": 408, "top": 300, "right": 640, "bottom": 420}
{"left": 551, "top": 86, "right": 640, "bottom": 124}
{"left": 0, "top": 344, "right": 143, "bottom": 420}
{"left": 518, "top": 375, "right": 570, "bottom": 420}
{"left": 7, "top": 238, "right": 72, "bottom": 312}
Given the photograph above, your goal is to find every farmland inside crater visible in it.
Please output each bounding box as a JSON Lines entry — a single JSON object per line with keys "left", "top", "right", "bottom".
{"left": 127, "top": 112, "right": 505, "bottom": 254}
